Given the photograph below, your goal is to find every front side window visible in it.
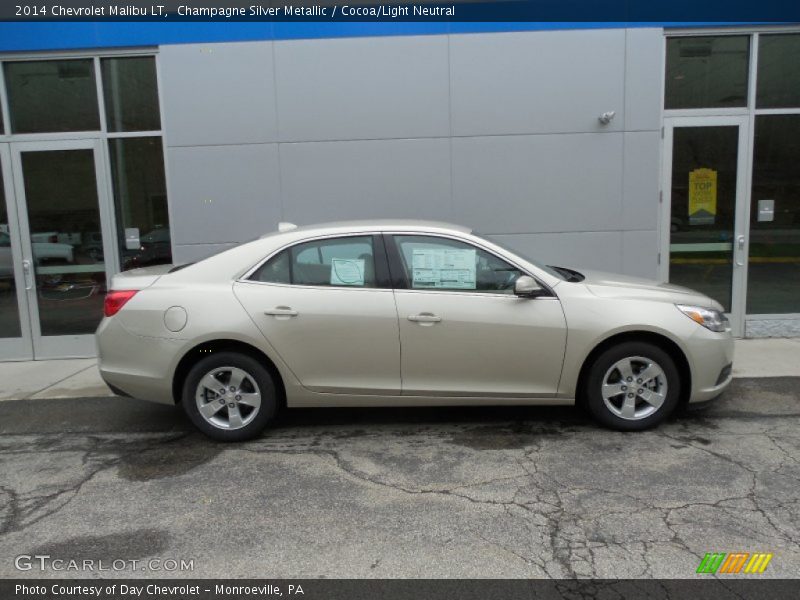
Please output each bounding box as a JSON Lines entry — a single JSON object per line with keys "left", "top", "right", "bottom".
{"left": 392, "top": 235, "right": 524, "bottom": 294}
{"left": 251, "top": 235, "right": 377, "bottom": 288}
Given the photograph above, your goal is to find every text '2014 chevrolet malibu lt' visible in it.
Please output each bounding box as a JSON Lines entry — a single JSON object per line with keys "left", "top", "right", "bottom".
{"left": 96, "top": 221, "right": 734, "bottom": 441}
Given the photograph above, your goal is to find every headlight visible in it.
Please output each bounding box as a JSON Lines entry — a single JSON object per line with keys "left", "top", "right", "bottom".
{"left": 676, "top": 304, "right": 729, "bottom": 332}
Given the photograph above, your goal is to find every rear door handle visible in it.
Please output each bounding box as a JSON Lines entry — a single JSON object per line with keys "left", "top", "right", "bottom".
{"left": 408, "top": 313, "right": 442, "bottom": 323}
{"left": 264, "top": 306, "right": 298, "bottom": 318}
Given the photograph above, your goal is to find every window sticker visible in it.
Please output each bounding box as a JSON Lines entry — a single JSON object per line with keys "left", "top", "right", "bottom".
{"left": 411, "top": 248, "right": 476, "bottom": 289}
{"left": 330, "top": 258, "right": 366, "bottom": 286}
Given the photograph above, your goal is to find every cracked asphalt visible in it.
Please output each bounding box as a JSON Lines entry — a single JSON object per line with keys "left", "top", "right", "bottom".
{"left": 0, "top": 377, "right": 799, "bottom": 579}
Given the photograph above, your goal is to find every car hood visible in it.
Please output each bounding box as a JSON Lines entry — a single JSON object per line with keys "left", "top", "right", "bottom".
{"left": 579, "top": 269, "right": 721, "bottom": 309}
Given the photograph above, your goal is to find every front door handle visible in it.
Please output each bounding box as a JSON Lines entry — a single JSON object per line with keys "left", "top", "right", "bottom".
{"left": 408, "top": 313, "right": 442, "bottom": 324}
{"left": 264, "top": 306, "right": 298, "bottom": 318}
{"left": 735, "top": 235, "right": 746, "bottom": 266}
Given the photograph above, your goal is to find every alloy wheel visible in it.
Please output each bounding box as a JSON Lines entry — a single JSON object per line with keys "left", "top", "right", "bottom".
{"left": 195, "top": 366, "right": 262, "bottom": 430}
{"left": 601, "top": 355, "right": 668, "bottom": 421}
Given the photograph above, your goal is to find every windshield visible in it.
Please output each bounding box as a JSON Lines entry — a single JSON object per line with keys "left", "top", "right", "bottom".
{"left": 473, "top": 233, "right": 567, "bottom": 281}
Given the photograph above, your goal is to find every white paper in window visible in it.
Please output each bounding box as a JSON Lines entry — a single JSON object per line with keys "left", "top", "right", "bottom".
{"left": 411, "top": 248, "right": 476, "bottom": 289}
{"left": 330, "top": 258, "right": 366, "bottom": 286}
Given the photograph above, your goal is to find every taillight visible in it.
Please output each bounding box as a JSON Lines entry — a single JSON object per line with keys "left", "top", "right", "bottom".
{"left": 104, "top": 290, "right": 137, "bottom": 317}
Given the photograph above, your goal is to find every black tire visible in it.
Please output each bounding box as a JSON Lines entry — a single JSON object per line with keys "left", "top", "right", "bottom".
{"left": 181, "top": 351, "right": 277, "bottom": 442}
{"left": 583, "top": 341, "right": 681, "bottom": 431}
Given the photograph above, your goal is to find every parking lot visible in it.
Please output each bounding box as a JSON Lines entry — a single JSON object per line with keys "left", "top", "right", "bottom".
{"left": 0, "top": 377, "right": 798, "bottom": 579}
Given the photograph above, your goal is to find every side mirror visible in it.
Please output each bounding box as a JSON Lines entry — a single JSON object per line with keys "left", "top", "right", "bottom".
{"left": 514, "top": 275, "right": 545, "bottom": 298}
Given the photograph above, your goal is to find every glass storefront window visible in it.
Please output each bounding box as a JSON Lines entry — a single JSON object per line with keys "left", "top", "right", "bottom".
{"left": 757, "top": 34, "right": 800, "bottom": 109}
{"left": 108, "top": 137, "right": 171, "bottom": 271}
{"left": 665, "top": 36, "right": 750, "bottom": 109}
{"left": 748, "top": 115, "right": 800, "bottom": 314}
{"left": 4, "top": 60, "right": 100, "bottom": 133}
{"left": 0, "top": 167, "right": 22, "bottom": 339}
{"left": 669, "top": 126, "right": 740, "bottom": 312}
{"left": 0, "top": 54, "right": 171, "bottom": 358}
{"left": 101, "top": 57, "right": 161, "bottom": 132}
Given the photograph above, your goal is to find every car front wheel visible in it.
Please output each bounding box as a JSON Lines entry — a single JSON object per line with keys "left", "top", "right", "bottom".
{"left": 584, "top": 342, "right": 681, "bottom": 431}
{"left": 182, "top": 352, "right": 277, "bottom": 442}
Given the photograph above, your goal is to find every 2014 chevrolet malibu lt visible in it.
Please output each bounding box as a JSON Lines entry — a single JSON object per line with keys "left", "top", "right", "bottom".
{"left": 96, "top": 221, "right": 734, "bottom": 441}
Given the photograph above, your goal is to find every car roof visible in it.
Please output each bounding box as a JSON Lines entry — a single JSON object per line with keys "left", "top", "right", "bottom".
{"left": 262, "top": 219, "right": 472, "bottom": 238}
{"left": 166, "top": 218, "right": 563, "bottom": 290}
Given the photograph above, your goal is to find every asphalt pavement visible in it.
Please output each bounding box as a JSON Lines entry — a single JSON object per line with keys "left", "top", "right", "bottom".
{"left": 0, "top": 377, "right": 799, "bottom": 579}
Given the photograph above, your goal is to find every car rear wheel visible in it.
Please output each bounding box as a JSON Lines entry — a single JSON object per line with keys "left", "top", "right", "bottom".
{"left": 583, "top": 342, "right": 681, "bottom": 431}
{"left": 182, "top": 352, "right": 277, "bottom": 442}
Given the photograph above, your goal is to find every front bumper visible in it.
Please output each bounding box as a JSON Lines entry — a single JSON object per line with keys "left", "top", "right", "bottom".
{"left": 685, "top": 327, "right": 735, "bottom": 403}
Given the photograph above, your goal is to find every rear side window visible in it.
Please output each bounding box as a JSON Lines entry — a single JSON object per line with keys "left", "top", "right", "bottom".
{"left": 250, "top": 236, "right": 377, "bottom": 288}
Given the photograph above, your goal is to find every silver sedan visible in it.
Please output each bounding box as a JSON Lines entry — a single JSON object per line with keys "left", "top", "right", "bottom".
{"left": 96, "top": 220, "right": 734, "bottom": 441}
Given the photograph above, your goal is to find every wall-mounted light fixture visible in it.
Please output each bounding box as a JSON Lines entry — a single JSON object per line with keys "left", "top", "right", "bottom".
{"left": 598, "top": 111, "right": 616, "bottom": 125}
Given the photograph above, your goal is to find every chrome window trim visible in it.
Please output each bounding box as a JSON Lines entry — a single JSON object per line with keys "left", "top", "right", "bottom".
{"left": 235, "top": 280, "right": 396, "bottom": 293}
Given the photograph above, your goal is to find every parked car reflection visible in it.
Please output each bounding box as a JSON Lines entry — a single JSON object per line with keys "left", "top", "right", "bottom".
{"left": 122, "top": 226, "right": 171, "bottom": 270}
{"left": 0, "top": 229, "right": 76, "bottom": 280}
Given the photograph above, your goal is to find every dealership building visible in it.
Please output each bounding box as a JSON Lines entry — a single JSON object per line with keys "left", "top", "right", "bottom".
{"left": 0, "top": 21, "right": 798, "bottom": 360}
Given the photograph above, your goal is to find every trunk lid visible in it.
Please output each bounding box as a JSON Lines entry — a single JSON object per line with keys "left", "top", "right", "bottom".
{"left": 109, "top": 264, "right": 173, "bottom": 291}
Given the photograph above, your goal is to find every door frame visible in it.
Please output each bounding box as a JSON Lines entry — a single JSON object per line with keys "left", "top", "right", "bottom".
{"left": 660, "top": 115, "right": 753, "bottom": 337}
{"left": 0, "top": 142, "right": 34, "bottom": 360}
{"left": 9, "top": 138, "right": 118, "bottom": 359}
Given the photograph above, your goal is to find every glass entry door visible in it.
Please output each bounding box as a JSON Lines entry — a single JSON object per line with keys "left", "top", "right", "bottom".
{"left": 662, "top": 116, "right": 750, "bottom": 336}
{"left": 10, "top": 139, "right": 116, "bottom": 358}
{"left": 0, "top": 144, "right": 34, "bottom": 360}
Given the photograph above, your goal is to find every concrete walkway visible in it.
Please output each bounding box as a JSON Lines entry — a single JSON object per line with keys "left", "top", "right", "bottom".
{"left": 0, "top": 338, "right": 799, "bottom": 402}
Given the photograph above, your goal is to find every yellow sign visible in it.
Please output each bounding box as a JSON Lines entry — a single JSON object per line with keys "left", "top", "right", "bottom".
{"left": 688, "top": 168, "right": 717, "bottom": 225}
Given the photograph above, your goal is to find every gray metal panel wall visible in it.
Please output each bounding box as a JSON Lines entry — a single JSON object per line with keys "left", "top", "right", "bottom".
{"left": 449, "top": 29, "right": 626, "bottom": 136}
{"left": 167, "top": 144, "right": 281, "bottom": 246}
{"left": 274, "top": 36, "right": 450, "bottom": 142}
{"left": 451, "top": 133, "right": 624, "bottom": 234}
{"left": 160, "top": 41, "right": 278, "bottom": 147}
{"left": 280, "top": 139, "right": 452, "bottom": 223}
{"left": 160, "top": 28, "right": 664, "bottom": 275}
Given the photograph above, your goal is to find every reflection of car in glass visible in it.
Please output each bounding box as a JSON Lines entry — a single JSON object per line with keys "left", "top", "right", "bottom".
{"left": 122, "top": 227, "right": 171, "bottom": 269}
{"left": 0, "top": 231, "right": 74, "bottom": 280}
{"left": 39, "top": 280, "right": 102, "bottom": 301}
{"left": 82, "top": 232, "right": 104, "bottom": 262}
{"left": 30, "top": 231, "right": 59, "bottom": 243}
{"left": 33, "top": 240, "right": 74, "bottom": 264}
{"left": 97, "top": 221, "right": 734, "bottom": 442}
{"left": 27, "top": 232, "right": 75, "bottom": 263}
